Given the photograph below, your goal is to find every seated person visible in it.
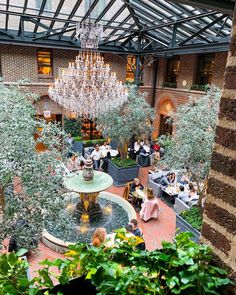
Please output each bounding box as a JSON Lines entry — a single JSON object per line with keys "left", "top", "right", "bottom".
{"left": 138, "top": 146, "right": 150, "bottom": 167}
{"left": 130, "top": 178, "right": 144, "bottom": 192}
{"left": 101, "top": 151, "right": 111, "bottom": 173}
{"left": 134, "top": 139, "right": 142, "bottom": 157}
{"left": 179, "top": 175, "right": 189, "bottom": 185}
{"left": 91, "top": 144, "right": 101, "bottom": 170}
{"left": 160, "top": 173, "right": 172, "bottom": 187}
{"left": 140, "top": 188, "right": 159, "bottom": 222}
{"left": 151, "top": 141, "right": 160, "bottom": 152}
{"left": 67, "top": 154, "right": 80, "bottom": 172}
{"left": 169, "top": 172, "right": 176, "bottom": 183}
{"left": 100, "top": 141, "right": 111, "bottom": 150}
{"left": 188, "top": 183, "right": 199, "bottom": 204}
{"left": 92, "top": 227, "right": 106, "bottom": 247}
{"left": 143, "top": 139, "right": 151, "bottom": 154}
{"left": 177, "top": 185, "right": 189, "bottom": 203}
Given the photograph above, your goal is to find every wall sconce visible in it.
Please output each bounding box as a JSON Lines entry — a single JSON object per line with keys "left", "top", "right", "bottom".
{"left": 43, "top": 110, "right": 51, "bottom": 119}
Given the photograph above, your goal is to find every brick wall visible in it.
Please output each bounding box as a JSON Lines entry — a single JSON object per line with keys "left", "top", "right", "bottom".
{"left": 0, "top": 45, "right": 127, "bottom": 114}
{"left": 177, "top": 54, "right": 198, "bottom": 89}
{"left": 201, "top": 7, "right": 236, "bottom": 285}
{"left": 141, "top": 52, "right": 227, "bottom": 136}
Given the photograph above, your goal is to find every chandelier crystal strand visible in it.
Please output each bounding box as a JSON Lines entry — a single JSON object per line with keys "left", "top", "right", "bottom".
{"left": 48, "top": 51, "right": 128, "bottom": 118}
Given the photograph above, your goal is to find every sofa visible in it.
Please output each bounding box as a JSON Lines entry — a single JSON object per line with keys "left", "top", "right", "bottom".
{"left": 147, "top": 171, "right": 170, "bottom": 197}
{"left": 173, "top": 198, "right": 190, "bottom": 214}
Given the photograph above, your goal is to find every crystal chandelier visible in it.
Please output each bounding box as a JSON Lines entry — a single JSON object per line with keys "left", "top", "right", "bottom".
{"left": 48, "top": 3, "right": 128, "bottom": 118}
{"left": 76, "top": 22, "right": 103, "bottom": 49}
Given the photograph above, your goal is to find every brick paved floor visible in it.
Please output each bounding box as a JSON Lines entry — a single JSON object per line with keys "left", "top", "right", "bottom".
{"left": 5, "top": 167, "right": 176, "bottom": 277}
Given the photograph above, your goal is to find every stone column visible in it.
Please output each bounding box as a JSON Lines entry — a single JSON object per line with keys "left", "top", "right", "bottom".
{"left": 201, "top": 4, "right": 236, "bottom": 283}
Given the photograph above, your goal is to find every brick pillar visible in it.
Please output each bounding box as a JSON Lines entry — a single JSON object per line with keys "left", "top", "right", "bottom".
{"left": 201, "top": 4, "right": 236, "bottom": 283}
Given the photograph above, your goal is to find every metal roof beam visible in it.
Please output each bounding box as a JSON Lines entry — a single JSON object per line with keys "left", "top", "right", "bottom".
{"left": 141, "top": 11, "right": 217, "bottom": 32}
{"left": 5, "top": 0, "right": 10, "bottom": 31}
{"left": 95, "top": 0, "right": 116, "bottom": 23}
{"left": 104, "top": 15, "right": 132, "bottom": 41}
{"left": 33, "top": 0, "right": 48, "bottom": 34}
{"left": 82, "top": 0, "right": 100, "bottom": 22}
{"left": 179, "top": 14, "right": 226, "bottom": 45}
{"left": 48, "top": 0, "right": 65, "bottom": 31}
{"left": 58, "top": 0, "right": 83, "bottom": 39}
{"left": 124, "top": 0, "right": 143, "bottom": 30}
{"left": 168, "top": 0, "right": 234, "bottom": 15}
{"left": 103, "top": 5, "right": 127, "bottom": 33}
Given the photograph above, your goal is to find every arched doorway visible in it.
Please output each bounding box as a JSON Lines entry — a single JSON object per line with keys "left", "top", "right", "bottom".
{"left": 159, "top": 99, "right": 175, "bottom": 136}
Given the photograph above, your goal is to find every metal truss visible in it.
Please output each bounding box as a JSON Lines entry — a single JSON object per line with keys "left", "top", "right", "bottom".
{"left": 0, "top": 0, "right": 233, "bottom": 55}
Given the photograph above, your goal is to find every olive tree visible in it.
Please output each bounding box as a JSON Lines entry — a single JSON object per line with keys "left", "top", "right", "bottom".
{"left": 161, "top": 86, "right": 221, "bottom": 204}
{"left": 96, "top": 86, "right": 154, "bottom": 160}
{"left": 0, "top": 83, "right": 67, "bottom": 251}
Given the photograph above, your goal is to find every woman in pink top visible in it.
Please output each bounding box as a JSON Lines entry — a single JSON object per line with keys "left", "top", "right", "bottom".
{"left": 140, "top": 188, "right": 159, "bottom": 222}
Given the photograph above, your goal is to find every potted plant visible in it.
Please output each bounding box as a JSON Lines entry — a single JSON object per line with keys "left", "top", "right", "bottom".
{"left": 176, "top": 207, "right": 202, "bottom": 243}
{"left": 96, "top": 86, "right": 154, "bottom": 186}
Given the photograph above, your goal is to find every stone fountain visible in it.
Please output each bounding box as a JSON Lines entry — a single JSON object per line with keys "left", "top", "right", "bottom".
{"left": 42, "top": 158, "right": 136, "bottom": 253}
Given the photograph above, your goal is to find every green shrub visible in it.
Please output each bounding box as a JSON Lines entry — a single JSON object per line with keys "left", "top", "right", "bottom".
{"left": 181, "top": 207, "right": 203, "bottom": 231}
{"left": 37, "top": 231, "right": 233, "bottom": 295}
{"left": 111, "top": 157, "right": 137, "bottom": 168}
{"left": 64, "top": 117, "right": 81, "bottom": 137}
{"left": 190, "top": 84, "right": 210, "bottom": 92}
{"left": 162, "top": 82, "right": 177, "bottom": 88}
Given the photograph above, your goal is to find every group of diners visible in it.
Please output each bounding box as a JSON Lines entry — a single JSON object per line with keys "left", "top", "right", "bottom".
{"left": 92, "top": 218, "right": 145, "bottom": 250}
{"left": 154, "top": 171, "right": 199, "bottom": 206}
{"left": 64, "top": 132, "right": 118, "bottom": 172}
{"left": 128, "top": 138, "right": 163, "bottom": 168}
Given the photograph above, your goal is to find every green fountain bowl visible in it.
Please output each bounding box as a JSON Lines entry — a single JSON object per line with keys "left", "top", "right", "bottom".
{"left": 64, "top": 171, "right": 113, "bottom": 193}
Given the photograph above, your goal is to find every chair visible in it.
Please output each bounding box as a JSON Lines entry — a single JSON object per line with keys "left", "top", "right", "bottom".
{"left": 122, "top": 181, "right": 135, "bottom": 203}
{"left": 140, "top": 198, "right": 159, "bottom": 221}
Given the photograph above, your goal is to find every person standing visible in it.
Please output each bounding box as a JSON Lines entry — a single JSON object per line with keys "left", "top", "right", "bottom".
{"left": 91, "top": 144, "right": 101, "bottom": 170}
{"left": 65, "top": 133, "right": 74, "bottom": 157}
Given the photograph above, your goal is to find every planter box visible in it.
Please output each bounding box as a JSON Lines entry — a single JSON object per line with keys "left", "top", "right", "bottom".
{"left": 108, "top": 160, "right": 140, "bottom": 186}
{"left": 176, "top": 214, "right": 200, "bottom": 243}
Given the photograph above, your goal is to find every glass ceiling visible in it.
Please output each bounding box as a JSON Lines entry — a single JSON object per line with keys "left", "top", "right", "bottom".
{"left": 0, "top": 0, "right": 233, "bottom": 55}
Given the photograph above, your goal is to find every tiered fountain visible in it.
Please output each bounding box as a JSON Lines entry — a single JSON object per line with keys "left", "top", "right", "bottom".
{"left": 42, "top": 158, "right": 136, "bottom": 253}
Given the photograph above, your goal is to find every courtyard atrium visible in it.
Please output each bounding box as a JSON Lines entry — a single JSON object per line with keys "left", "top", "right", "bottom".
{"left": 0, "top": 0, "right": 235, "bottom": 294}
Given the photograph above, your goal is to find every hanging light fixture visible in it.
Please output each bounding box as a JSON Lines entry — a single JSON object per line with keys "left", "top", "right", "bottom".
{"left": 48, "top": 1, "right": 128, "bottom": 118}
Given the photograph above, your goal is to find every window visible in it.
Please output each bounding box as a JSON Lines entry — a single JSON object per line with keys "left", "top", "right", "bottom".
{"left": 35, "top": 0, "right": 51, "bottom": 11}
{"left": 126, "top": 55, "right": 136, "bottom": 83}
{"left": 165, "top": 56, "right": 180, "bottom": 86}
{"left": 195, "top": 54, "right": 214, "bottom": 85}
{"left": 37, "top": 50, "right": 53, "bottom": 76}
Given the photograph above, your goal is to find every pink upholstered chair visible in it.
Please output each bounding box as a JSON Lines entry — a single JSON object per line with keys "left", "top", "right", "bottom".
{"left": 140, "top": 198, "right": 159, "bottom": 221}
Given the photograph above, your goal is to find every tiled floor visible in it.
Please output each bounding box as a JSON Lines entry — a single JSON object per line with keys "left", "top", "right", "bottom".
{"left": 6, "top": 167, "right": 176, "bottom": 277}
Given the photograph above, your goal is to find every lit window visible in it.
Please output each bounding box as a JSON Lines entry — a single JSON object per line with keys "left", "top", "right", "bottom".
{"left": 195, "top": 54, "right": 214, "bottom": 85}
{"left": 126, "top": 56, "right": 136, "bottom": 82}
{"left": 165, "top": 56, "right": 180, "bottom": 86}
{"left": 37, "top": 50, "right": 53, "bottom": 76}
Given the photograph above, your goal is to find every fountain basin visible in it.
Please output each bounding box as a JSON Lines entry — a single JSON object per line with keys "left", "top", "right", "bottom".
{"left": 42, "top": 192, "right": 136, "bottom": 253}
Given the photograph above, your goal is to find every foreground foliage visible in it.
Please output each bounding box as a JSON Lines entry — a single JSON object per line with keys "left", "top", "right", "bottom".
{"left": 0, "top": 231, "right": 232, "bottom": 295}
{"left": 0, "top": 83, "right": 66, "bottom": 251}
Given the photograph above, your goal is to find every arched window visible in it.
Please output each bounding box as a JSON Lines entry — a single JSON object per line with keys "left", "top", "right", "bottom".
{"left": 159, "top": 99, "right": 175, "bottom": 136}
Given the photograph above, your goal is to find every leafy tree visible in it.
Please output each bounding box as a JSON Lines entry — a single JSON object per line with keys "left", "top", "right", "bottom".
{"left": 0, "top": 83, "right": 66, "bottom": 251}
{"left": 96, "top": 86, "right": 154, "bottom": 160}
{"left": 161, "top": 86, "right": 221, "bottom": 204}
{"left": 64, "top": 117, "right": 81, "bottom": 137}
